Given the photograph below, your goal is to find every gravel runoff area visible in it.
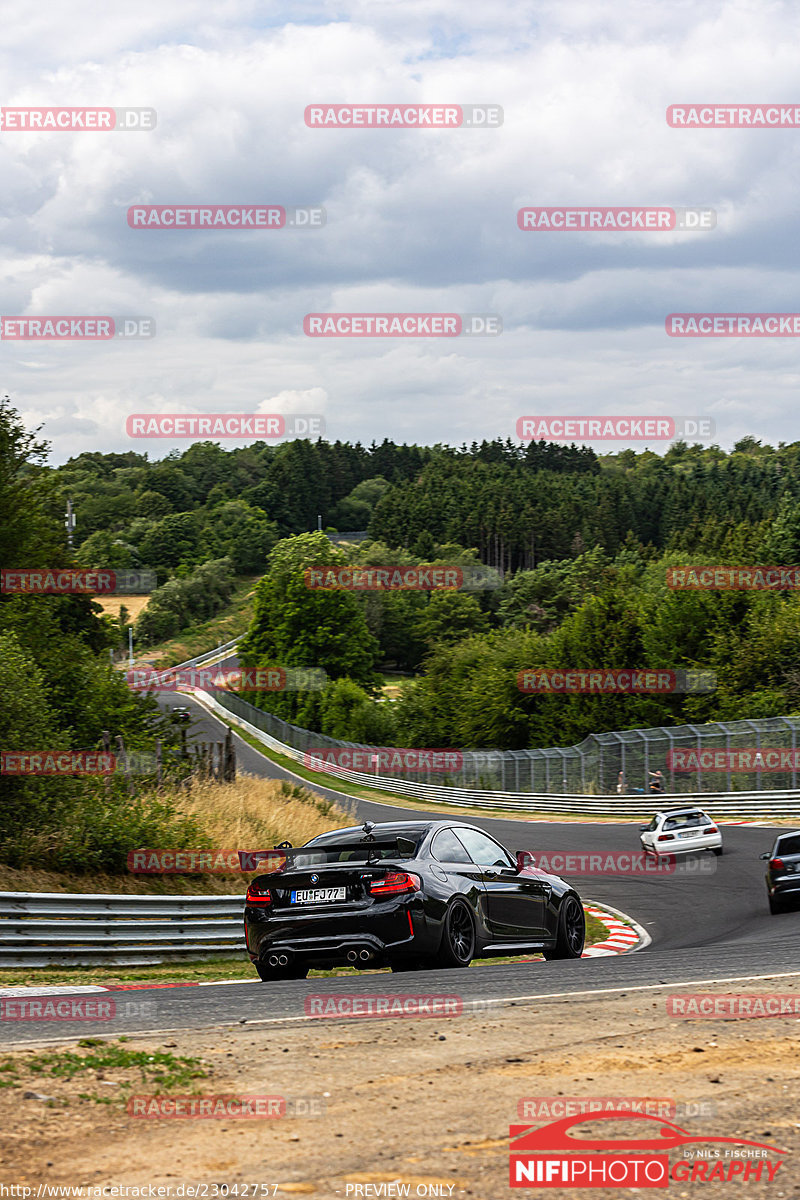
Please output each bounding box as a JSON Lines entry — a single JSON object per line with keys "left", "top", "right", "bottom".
{"left": 0, "top": 977, "right": 798, "bottom": 1198}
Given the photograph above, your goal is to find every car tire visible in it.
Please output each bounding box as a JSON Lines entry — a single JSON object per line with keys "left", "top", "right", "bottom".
{"left": 712, "top": 847, "right": 723, "bottom": 856}
{"left": 255, "top": 961, "right": 309, "bottom": 981}
{"left": 437, "top": 899, "right": 475, "bottom": 968}
{"left": 542, "top": 895, "right": 585, "bottom": 960}
{"left": 768, "top": 894, "right": 784, "bottom": 915}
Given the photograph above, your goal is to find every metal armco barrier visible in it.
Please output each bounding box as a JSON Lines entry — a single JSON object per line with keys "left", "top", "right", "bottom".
{"left": 194, "top": 689, "right": 800, "bottom": 820}
{"left": 169, "top": 636, "right": 240, "bottom": 673}
{"left": 0, "top": 892, "right": 245, "bottom": 967}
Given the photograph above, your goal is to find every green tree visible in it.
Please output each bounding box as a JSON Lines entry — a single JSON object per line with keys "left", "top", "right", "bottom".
{"left": 239, "top": 533, "right": 381, "bottom": 689}
{"left": 319, "top": 677, "right": 395, "bottom": 742}
{"left": 412, "top": 592, "right": 489, "bottom": 650}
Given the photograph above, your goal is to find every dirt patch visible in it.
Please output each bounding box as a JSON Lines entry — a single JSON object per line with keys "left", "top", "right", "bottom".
{"left": 0, "top": 981, "right": 797, "bottom": 1197}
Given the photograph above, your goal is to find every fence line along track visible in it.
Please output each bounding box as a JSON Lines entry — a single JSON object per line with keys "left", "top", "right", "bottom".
{"left": 193, "top": 689, "right": 800, "bottom": 820}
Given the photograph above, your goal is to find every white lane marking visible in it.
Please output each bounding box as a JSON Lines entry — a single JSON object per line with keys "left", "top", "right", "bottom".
{"left": 0, "top": 985, "right": 109, "bottom": 998}
{"left": 8, "top": 968, "right": 800, "bottom": 1045}
{"left": 198, "top": 979, "right": 253, "bottom": 986}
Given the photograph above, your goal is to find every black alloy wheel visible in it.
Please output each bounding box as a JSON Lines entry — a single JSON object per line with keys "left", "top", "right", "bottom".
{"left": 438, "top": 899, "right": 475, "bottom": 967}
{"left": 543, "top": 894, "right": 585, "bottom": 960}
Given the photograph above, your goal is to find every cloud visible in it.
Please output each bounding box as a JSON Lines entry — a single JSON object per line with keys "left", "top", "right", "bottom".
{"left": 4, "top": 0, "right": 800, "bottom": 459}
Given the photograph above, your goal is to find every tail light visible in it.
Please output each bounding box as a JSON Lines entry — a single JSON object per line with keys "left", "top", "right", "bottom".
{"left": 770, "top": 857, "right": 785, "bottom": 871}
{"left": 657, "top": 833, "right": 674, "bottom": 841}
{"left": 703, "top": 826, "right": 719, "bottom": 836}
{"left": 246, "top": 881, "right": 273, "bottom": 905}
{"left": 369, "top": 871, "right": 421, "bottom": 896}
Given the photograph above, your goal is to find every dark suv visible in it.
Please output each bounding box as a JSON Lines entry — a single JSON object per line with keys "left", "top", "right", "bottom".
{"left": 761, "top": 830, "right": 800, "bottom": 914}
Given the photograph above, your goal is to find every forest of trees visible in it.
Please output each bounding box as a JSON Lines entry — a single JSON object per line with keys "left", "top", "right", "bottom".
{"left": 0, "top": 397, "right": 204, "bottom": 870}
{"left": 9, "top": 398, "right": 800, "bottom": 767}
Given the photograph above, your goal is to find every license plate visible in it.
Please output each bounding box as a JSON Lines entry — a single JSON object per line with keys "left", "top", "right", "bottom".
{"left": 679, "top": 831, "right": 697, "bottom": 839}
{"left": 291, "top": 887, "right": 346, "bottom": 904}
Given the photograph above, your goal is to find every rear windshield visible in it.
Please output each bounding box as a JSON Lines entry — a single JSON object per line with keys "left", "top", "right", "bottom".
{"left": 288, "top": 835, "right": 422, "bottom": 867}
{"left": 663, "top": 812, "right": 710, "bottom": 830}
{"left": 776, "top": 834, "right": 800, "bottom": 857}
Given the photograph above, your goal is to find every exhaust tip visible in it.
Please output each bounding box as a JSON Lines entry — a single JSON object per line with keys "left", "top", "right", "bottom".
{"left": 346, "top": 949, "right": 359, "bottom": 962}
{"left": 267, "top": 954, "right": 279, "bottom": 967}
{"left": 359, "top": 949, "right": 372, "bottom": 961}
{"left": 277, "top": 953, "right": 289, "bottom": 966}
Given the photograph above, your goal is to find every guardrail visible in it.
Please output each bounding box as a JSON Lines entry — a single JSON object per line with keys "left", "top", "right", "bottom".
{"left": 0, "top": 892, "right": 245, "bottom": 967}
{"left": 194, "top": 688, "right": 800, "bottom": 820}
{"left": 170, "top": 637, "right": 241, "bottom": 673}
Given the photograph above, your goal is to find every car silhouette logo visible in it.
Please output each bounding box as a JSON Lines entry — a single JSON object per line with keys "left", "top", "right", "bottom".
{"left": 509, "top": 1111, "right": 787, "bottom": 1155}
{"left": 310, "top": 873, "right": 319, "bottom": 884}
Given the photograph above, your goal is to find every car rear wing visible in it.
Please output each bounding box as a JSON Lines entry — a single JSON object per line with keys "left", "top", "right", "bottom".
{"left": 238, "top": 837, "right": 418, "bottom": 873}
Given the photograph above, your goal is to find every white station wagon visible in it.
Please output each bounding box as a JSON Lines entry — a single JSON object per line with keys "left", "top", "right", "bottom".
{"left": 640, "top": 808, "right": 723, "bottom": 857}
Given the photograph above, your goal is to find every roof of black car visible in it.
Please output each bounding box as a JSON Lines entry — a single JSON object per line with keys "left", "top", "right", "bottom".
{"left": 307, "top": 820, "right": 462, "bottom": 843}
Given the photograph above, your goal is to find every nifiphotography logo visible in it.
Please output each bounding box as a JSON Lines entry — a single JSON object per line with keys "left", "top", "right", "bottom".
{"left": 509, "top": 1111, "right": 787, "bottom": 1187}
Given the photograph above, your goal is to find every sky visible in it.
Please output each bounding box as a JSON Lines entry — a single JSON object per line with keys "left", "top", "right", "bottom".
{"left": 3, "top": 0, "right": 800, "bottom": 463}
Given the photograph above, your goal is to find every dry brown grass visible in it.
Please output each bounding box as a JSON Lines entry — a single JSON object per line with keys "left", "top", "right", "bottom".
{"left": 176, "top": 772, "right": 354, "bottom": 856}
{"left": 0, "top": 775, "right": 353, "bottom": 895}
{"left": 93, "top": 595, "right": 151, "bottom": 621}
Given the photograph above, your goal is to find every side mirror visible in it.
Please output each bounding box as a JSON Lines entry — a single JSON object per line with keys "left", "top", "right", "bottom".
{"left": 516, "top": 850, "right": 535, "bottom": 871}
{"left": 638, "top": 825, "right": 649, "bottom": 832}
{"left": 759, "top": 852, "right": 770, "bottom": 860}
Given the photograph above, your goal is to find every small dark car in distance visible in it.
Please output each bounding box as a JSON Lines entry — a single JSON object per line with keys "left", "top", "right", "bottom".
{"left": 761, "top": 830, "right": 800, "bottom": 914}
{"left": 244, "top": 820, "right": 586, "bottom": 980}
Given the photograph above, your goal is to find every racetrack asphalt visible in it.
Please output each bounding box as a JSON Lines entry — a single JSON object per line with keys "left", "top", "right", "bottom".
{"left": 3, "top": 685, "right": 798, "bottom": 1044}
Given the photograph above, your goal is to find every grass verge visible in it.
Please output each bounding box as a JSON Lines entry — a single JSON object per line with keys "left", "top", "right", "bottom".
{"left": 0, "top": 1041, "right": 209, "bottom": 1105}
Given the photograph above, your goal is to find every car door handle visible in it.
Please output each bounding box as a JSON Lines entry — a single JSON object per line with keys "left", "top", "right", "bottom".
{"left": 484, "top": 869, "right": 498, "bottom": 879}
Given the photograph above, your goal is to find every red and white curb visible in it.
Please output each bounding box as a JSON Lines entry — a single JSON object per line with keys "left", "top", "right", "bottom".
{"left": 581, "top": 902, "right": 649, "bottom": 957}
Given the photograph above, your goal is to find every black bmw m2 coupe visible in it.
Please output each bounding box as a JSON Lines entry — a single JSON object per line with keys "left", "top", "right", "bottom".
{"left": 244, "top": 820, "right": 585, "bottom": 979}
